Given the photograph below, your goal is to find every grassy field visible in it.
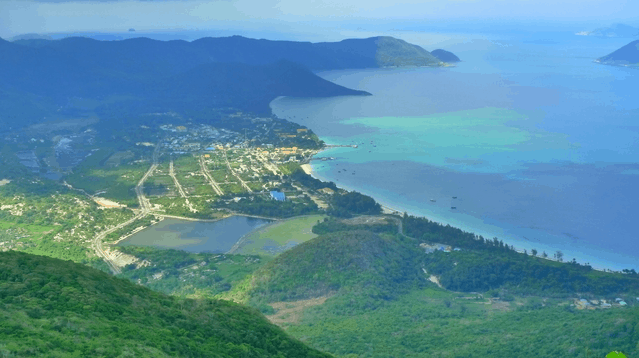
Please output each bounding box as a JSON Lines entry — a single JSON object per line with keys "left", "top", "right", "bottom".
{"left": 235, "top": 215, "right": 326, "bottom": 256}
{"left": 0, "top": 221, "right": 56, "bottom": 235}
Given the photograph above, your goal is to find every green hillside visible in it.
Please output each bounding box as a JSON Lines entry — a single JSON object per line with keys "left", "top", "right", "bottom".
{"left": 212, "top": 219, "right": 639, "bottom": 358}
{"left": 231, "top": 230, "right": 425, "bottom": 306}
{"left": 373, "top": 36, "right": 441, "bottom": 66}
{"left": 0, "top": 250, "right": 331, "bottom": 358}
{"left": 287, "top": 287, "right": 639, "bottom": 358}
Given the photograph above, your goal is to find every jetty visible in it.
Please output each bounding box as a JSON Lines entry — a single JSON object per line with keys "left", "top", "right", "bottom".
{"left": 325, "top": 144, "right": 358, "bottom": 148}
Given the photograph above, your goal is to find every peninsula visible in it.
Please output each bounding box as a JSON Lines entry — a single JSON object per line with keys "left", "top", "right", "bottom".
{"left": 596, "top": 40, "right": 639, "bottom": 67}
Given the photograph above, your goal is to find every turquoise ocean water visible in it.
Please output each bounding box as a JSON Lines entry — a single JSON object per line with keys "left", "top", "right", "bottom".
{"left": 271, "top": 31, "right": 639, "bottom": 270}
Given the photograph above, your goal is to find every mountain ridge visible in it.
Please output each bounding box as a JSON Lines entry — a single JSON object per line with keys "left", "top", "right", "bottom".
{"left": 14, "top": 35, "right": 445, "bottom": 71}
{"left": 0, "top": 35, "right": 445, "bottom": 128}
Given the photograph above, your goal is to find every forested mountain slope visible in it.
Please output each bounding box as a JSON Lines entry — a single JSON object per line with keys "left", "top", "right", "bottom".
{"left": 0, "top": 251, "right": 331, "bottom": 357}
{"left": 0, "top": 37, "right": 371, "bottom": 127}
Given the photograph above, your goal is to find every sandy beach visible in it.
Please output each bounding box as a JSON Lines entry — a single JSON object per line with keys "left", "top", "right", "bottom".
{"left": 300, "top": 164, "right": 313, "bottom": 175}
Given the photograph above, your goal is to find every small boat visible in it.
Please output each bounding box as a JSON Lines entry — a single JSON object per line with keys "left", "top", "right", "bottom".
{"left": 430, "top": 199, "right": 436, "bottom": 202}
{"left": 451, "top": 206, "right": 457, "bottom": 209}
{"left": 452, "top": 196, "right": 457, "bottom": 199}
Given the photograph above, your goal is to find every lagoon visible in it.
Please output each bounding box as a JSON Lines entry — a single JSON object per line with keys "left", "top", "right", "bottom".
{"left": 118, "top": 216, "right": 272, "bottom": 253}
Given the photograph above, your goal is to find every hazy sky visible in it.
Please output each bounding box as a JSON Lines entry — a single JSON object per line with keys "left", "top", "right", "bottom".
{"left": 2, "top": 0, "right": 639, "bottom": 39}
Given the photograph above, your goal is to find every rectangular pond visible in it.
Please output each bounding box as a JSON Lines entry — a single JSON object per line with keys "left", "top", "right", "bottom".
{"left": 118, "top": 216, "right": 272, "bottom": 253}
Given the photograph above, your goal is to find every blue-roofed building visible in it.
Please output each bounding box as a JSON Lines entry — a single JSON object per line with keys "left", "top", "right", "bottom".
{"left": 205, "top": 147, "right": 216, "bottom": 151}
{"left": 270, "top": 191, "right": 286, "bottom": 201}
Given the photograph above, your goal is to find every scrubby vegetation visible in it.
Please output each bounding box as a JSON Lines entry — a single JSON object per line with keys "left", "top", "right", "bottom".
{"left": 116, "top": 246, "right": 268, "bottom": 298}
{"left": 328, "top": 191, "right": 382, "bottom": 218}
{"left": 216, "top": 195, "right": 320, "bottom": 218}
{"left": 403, "top": 214, "right": 639, "bottom": 296}
{"left": 287, "top": 287, "right": 639, "bottom": 358}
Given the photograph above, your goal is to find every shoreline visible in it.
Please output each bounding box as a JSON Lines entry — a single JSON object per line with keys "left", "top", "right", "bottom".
{"left": 304, "top": 147, "right": 617, "bottom": 272}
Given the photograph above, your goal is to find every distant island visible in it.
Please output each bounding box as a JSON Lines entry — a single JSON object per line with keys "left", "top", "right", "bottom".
{"left": 0, "top": 35, "right": 452, "bottom": 129}
{"left": 577, "top": 23, "right": 639, "bottom": 38}
{"left": 7, "top": 33, "right": 53, "bottom": 42}
{"left": 431, "top": 49, "right": 461, "bottom": 63}
{"left": 596, "top": 40, "right": 639, "bottom": 67}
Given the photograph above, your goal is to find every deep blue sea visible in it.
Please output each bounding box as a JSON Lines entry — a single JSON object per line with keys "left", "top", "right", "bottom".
{"left": 271, "top": 31, "right": 639, "bottom": 270}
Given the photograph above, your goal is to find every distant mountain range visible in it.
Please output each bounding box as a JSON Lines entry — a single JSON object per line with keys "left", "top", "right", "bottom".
{"left": 0, "top": 35, "right": 455, "bottom": 128}
{"left": 577, "top": 23, "right": 639, "bottom": 38}
{"left": 596, "top": 40, "right": 639, "bottom": 66}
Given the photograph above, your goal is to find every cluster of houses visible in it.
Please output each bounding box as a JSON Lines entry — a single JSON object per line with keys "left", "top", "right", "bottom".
{"left": 420, "top": 242, "right": 462, "bottom": 254}
{"left": 159, "top": 124, "right": 241, "bottom": 154}
{"left": 575, "top": 297, "right": 632, "bottom": 310}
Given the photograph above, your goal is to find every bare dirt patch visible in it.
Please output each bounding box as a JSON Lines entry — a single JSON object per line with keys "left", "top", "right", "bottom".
{"left": 342, "top": 215, "right": 389, "bottom": 226}
{"left": 93, "top": 197, "right": 126, "bottom": 208}
{"left": 0, "top": 180, "right": 11, "bottom": 187}
{"left": 267, "top": 296, "right": 329, "bottom": 326}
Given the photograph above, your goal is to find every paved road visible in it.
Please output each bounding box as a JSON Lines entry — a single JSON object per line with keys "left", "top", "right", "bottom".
{"left": 91, "top": 213, "right": 145, "bottom": 274}
{"left": 169, "top": 160, "right": 188, "bottom": 198}
{"left": 222, "top": 148, "right": 253, "bottom": 193}
{"left": 199, "top": 155, "right": 224, "bottom": 196}
{"left": 93, "top": 143, "right": 160, "bottom": 274}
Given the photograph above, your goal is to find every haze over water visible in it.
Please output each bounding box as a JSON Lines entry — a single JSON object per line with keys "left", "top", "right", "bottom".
{"left": 272, "top": 31, "right": 639, "bottom": 270}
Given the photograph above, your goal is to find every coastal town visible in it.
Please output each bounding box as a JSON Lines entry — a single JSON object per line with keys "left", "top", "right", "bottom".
{"left": 1, "top": 110, "right": 638, "bottom": 315}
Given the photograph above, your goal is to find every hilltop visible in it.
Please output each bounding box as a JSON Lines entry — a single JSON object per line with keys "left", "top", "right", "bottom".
{"left": 431, "top": 49, "right": 461, "bottom": 63}
{"left": 232, "top": 230, "right": 424, "bottom": 305}
{"left": 597, "top": 40, "right": 639, "bottom": 66}
{"left": 0, "top": 250, "right": 330, "bottom": 357}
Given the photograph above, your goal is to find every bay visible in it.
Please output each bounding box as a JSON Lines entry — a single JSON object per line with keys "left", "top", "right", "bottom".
{"left": 271, "top": 31, "right": 639, "bottom": 270}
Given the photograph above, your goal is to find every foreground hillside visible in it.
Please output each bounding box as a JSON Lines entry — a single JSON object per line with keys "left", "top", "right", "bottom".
{"left": 0, "top": 250, "right": 331, "bottom": 357}
{"left": 207, "top": 217, "right": 639, "bottom": 357}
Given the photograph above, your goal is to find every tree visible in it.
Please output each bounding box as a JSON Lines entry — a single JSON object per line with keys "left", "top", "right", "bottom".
{"left": 531, "top": 249, "right": 538, "bottom": 257}
{"left": 555, "top": 251, "right": 564, "bottom": 262}
{"left": 542, "top": 251, "right": 548, "bottom": 258}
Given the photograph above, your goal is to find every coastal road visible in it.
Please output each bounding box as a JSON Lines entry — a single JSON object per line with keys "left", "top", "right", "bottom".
{"left": 91, "top": 213, "right": 146, "bottom": 275}
{"left": 93, "top": 142, "right": 160, "bottom": 274}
